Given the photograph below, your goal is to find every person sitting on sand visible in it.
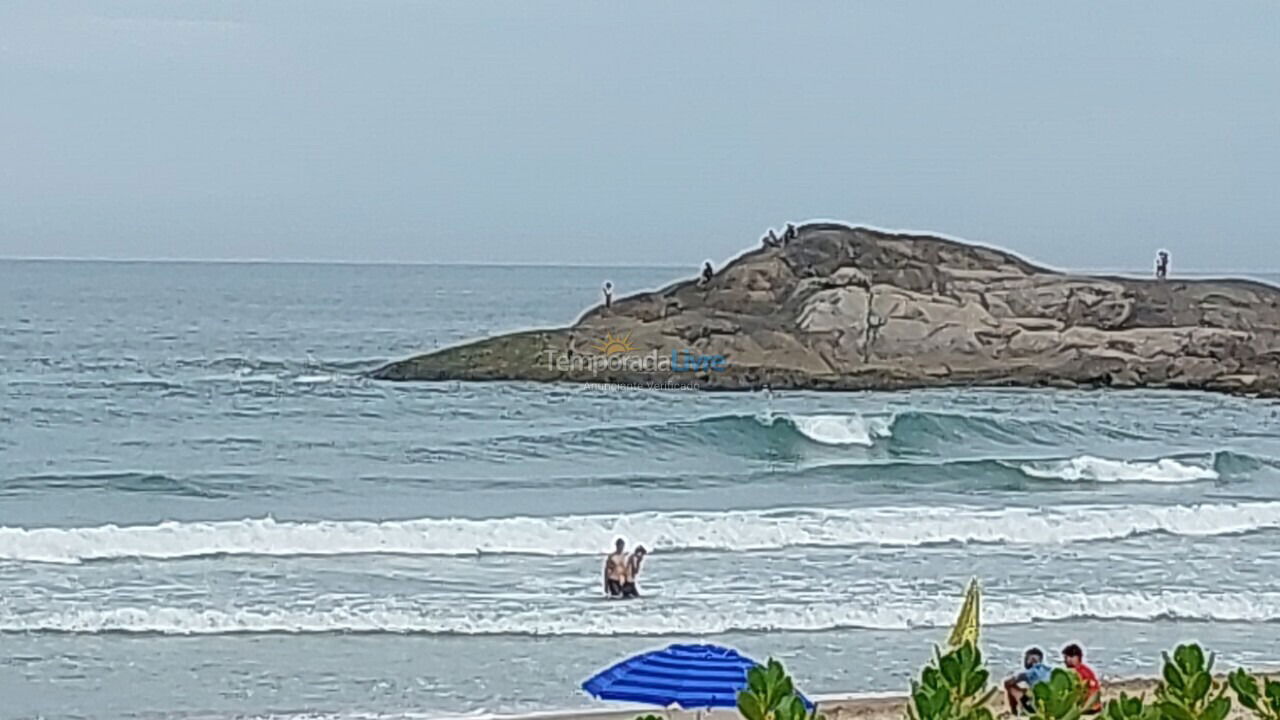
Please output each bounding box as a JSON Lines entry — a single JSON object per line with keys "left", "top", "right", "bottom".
{"left": 1063, "top": 644, "right": 1102, "bottom": 714}
{"left": 1005, "top": 647, "right": 1052, "bottom": 715}
{"left": 603, "top": 538, "right": 628, "bottom": 598}
{"left": 621, "top": 546, "right": 647, "bottom": 598}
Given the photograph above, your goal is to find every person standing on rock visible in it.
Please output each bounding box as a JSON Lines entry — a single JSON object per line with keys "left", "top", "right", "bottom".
{"left": 1155, "top": 251, "right": 1170, "bottom": 280}
{"left": 784, "top": 223, "right": 797, "bottom": 243}
{"left": 699, "top": 261, "right": 714, "bottom": 286}
{"left": 602, "top": 281, "right": 613, "bottom": 308}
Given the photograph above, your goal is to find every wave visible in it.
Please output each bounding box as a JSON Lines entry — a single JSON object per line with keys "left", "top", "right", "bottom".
{"left": 1014, "top": 455, "right": 1220, "bottom": 483}
{"left": 760, "top": 412, "right": 893, "bottom": 446}
{"left": 7, "top": 591, "right": 1280, "bottom": 636}
{"left": 456, "top": 409, "right": 1085, "bottom": 463}
{"left": 5, "top": 501, "right": 1280, "bottom": 564}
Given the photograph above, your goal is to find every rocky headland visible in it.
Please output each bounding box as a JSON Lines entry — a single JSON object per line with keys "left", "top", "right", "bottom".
{"left": 372, "top": 223, "right": 1280, "bottom": 396}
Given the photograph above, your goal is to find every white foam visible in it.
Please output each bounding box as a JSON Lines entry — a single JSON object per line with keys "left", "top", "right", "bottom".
{"left": 3, "top": 501, "right": 1279, "bottom": 564}
{"left": 7, "top": 590, "right": 1280, "bottom": 636}
{"left": 759, "top": 413, "right": 894, "bottom": 446}
{"left": 293, "top": 374, "right": 338, "bottom": 385}
{"left": 1019, "top": 455, "right": 1218, "bottom": 483}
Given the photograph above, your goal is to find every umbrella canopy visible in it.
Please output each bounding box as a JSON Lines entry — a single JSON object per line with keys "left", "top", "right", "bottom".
{"left": 582, "top": 643, "right": 810, "bottom": 710}
{"left": 946, "top": 577, "right": 981, "bottom": 649}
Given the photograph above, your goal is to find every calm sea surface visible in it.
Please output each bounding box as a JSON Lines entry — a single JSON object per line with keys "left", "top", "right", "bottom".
{"left": 3, "top": 260, "right": 1280, "bottom": 720}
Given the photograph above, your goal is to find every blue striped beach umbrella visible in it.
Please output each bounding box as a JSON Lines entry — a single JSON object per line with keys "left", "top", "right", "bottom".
{"left": 581, "top": 643, "right": 811, "bottom": 710}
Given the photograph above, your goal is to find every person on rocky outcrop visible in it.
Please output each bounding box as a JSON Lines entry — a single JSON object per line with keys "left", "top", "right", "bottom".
{"left": 699, "top": 261, "right": 714, "bottom": 286}
{"left": 602, "top": 281, "right": 613, "bottom": 308}
{"left": 762, "top": 229, "right": 780, "bottom": 248}
{"left": 784, "top": 223, "right": 797, "bottom": 243}
{"left": 1155, "top": 250, "right": 1170, "bottom": 280}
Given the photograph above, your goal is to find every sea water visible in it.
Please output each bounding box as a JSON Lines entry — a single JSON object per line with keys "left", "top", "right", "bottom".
{"left": 2, "top": 259, "right": 1280, "bottom": 720}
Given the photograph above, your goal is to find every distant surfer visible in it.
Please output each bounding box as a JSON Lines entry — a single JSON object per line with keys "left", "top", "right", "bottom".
{"left": 621, "top": 545, "right": 647, "bottom": 598}
{"left": 603, "top": 538, "right": 628, "bottom": 597}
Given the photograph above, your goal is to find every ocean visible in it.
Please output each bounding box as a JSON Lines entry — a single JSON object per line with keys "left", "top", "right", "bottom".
{"left": 3, "top": 259, "right": 1280, "bottom": 720}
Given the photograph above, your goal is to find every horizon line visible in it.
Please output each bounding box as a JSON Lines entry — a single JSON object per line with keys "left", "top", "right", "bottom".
{"left": 1, "top": 254, "right": 1277, "bottom": 275}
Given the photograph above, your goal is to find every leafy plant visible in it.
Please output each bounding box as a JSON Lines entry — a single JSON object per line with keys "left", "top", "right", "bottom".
{"left": 905, "top": 642, "right": 996, "bottom": 720}
{"left": 1156, "top": 644, "right": 1231, "bottom": 720}
{"left": 1027, "top": 668, "right": 1090, "bottom": 720}
{"left": 1106, "top": 693, "right": 1161, "bottom": 720}
{"left": 1228, "top": 669, "right": 1280, "bottom": 720}
{"left": 737, "top": 658, "right": 824, "bottom": 720}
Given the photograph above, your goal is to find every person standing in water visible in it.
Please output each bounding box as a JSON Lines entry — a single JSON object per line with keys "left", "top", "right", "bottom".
{"left": 603, "top": 538, "right": 628, "bottom": 597}
{"left": 621, "top": 546, "right": 647, "bottom": 598}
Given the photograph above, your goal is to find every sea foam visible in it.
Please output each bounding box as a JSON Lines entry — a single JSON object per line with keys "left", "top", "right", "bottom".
{"left": 3, "top": 501, "right": 1279, "bottom": 564}
{"left": 7, "top": 590, "right": 1279, "bottom": 636}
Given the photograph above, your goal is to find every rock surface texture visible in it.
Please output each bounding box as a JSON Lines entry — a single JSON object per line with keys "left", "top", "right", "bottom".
{"left": 372, "top": 224, "right": 1280, "bottom": 396}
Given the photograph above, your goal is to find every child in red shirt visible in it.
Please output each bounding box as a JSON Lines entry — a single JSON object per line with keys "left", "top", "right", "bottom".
{"left": 1063, "top": 644, "right": 1102, "bottom": 714}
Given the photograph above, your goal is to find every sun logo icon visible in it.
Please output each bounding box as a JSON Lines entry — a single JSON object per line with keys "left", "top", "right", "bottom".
{"left": 592, "top": 330, "right": 636, "bottom": 355}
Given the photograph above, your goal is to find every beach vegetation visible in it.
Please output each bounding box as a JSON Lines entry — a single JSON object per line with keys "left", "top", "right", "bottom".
{"left": 1228, "top": 669, "right": 1280, "bottom": 720}
{"left": 737, "top": 658, "right": 825, "bottom": 720}
{"left": 1105, "top": 693, "right": 1160, "bottom": 720}
{"left": 1155, "top": 644, "right": 1231, "bottom": 720}
{"left": 1027, "top": 668, "right": 1090, "bottom": 720}
{"left": 906, "top": 642, "right": 996, "bottom": 720}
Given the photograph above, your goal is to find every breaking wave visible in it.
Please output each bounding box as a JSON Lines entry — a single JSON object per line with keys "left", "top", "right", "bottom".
{"left": 7, "top": 591, "right": 1280, "bottom": 636}
{"left": 5, "top": 501, "right": 1280, "bottom": 564}
{"left": 761, "top": 412, "right": 894, "bottom": 446}
{"left": 1015, "top": 455, "right": 1220, "bottom": 483}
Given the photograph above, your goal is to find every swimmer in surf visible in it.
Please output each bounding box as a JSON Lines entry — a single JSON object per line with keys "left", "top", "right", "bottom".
{"left": 620, "top": 545, "right": 646, "bottom": 598}
{"left": 603, "top": 538, "right": 628, "bottom": 597}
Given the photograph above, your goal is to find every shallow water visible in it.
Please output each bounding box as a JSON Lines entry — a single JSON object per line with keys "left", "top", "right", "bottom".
{"left": 2, "top": 260, "right": 1279, "bottom": 719}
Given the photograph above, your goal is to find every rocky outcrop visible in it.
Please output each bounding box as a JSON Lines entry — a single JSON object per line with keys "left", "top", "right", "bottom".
{"left": 372, "top": 224, "right": 1280, "bottom": 396}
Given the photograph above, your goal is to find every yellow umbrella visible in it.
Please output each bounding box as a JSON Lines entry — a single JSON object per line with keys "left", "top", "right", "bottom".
{"left": 946, "top": 578, "right": 980, "bottom": 649}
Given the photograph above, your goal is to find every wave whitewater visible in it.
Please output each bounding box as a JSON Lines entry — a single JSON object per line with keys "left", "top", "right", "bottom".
{"left": 7, "top": 591, "right": 1280, "bottom": 636}
{"left": 1014, "top": 455, "right": 1220, "bottom": 483}
{"left": 5, "top": 501, "right": 1280, "bottom": 564}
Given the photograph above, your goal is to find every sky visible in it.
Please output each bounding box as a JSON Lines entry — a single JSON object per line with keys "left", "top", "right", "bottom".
{"left": 1, "top": 1, "right": 1277, "bottom": 269}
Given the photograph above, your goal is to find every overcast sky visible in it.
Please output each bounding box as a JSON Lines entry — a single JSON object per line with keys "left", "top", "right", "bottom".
{"left": 1, "top": 1, "right": 1277, "bottom": 269}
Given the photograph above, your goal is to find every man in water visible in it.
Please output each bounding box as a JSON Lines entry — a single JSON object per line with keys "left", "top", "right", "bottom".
{"left": 1063, "top": 644, "right": 1102, "bottom": 714}
{"left": 621, "top": 545, "right": 647, "bottom": 598}
{"left": 603, "top": 538, "right": 628, "bottom": 597}
{"left": 1005, "top": 647, "right": 1052, "bottom": 715}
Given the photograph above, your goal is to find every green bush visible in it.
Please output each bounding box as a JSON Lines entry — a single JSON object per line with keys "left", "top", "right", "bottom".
{"left": 737, "top": 658, "right": 824, "bottom": 720}
{"left": 1105, "top": 693, "right": 1160, "bottom": 720}
{"left": 1027, "top": 668, "right": 1090, "bottom": 720}
{"left": 906, "top": 643, "right": 996, "bottom": 720}
{"left": 1156, "top": 644, "right": 1231, "bottom": 720}
{"left": 1228, "top": 669, "right": 1280, "bottom": 720}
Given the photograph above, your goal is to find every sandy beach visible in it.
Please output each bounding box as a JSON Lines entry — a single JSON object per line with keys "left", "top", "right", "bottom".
{"left": 501, "top": 673, "right": 1279, "bottom": 720}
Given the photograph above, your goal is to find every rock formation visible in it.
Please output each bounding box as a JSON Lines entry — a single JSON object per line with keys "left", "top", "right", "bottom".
{"left": 372, "top": 223, "right": 1280, "bottom": 396}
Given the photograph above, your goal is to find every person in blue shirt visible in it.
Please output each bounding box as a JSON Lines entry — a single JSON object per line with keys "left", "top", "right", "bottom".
{"left": 1005, "top": 647, "right": 1053, "bottom": 715}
